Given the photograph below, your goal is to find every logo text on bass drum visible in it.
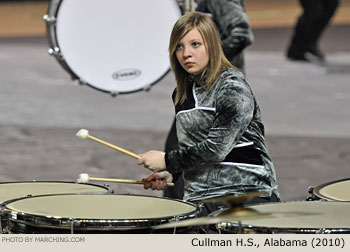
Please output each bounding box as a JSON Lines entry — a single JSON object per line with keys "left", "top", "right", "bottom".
{"left": 112, "top": 69, "right": 141, "bottom": 80}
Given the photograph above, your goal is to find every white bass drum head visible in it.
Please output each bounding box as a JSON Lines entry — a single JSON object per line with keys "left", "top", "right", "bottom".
{"left": 52, "top": 0, "right": 181, "bottom": 94}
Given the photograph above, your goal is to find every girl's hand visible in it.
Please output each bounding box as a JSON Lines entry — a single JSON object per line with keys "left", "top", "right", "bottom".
{"left": 137, "top": 150, "right": 166, "bottom": 172}
{"left": 142, "top": 171, "right": 173, "bottom": 191}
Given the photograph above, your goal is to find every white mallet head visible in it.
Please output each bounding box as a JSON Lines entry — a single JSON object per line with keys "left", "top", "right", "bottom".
{"left": 77, "top": 173, "right": 89, "bottom": 183}
{"left": 76, "top": 129, "right": 89, "bottom": 139}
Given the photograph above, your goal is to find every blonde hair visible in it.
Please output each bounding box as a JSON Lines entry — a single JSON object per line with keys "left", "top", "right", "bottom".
{"left": 169, "top": 12, "right": 234, "bottom": 105}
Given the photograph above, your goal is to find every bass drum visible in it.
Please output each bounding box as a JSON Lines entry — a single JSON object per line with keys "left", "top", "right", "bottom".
{"left": 310, "top": 178, "right": 350, "bottom": 201}
{"left": 3, "top": 194, "right": 198, "bottom": 234}
{"left": 0, "top": 181, "right": 112, "bottom": 233}
{"left": 43, "top": 0, "right": 182, "bottom": 95}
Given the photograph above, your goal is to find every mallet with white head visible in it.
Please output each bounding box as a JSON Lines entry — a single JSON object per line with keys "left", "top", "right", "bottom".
{"left": 76, "top": 129, "right": 141, "bottom": 159}
{"left": 76, "top": 173, "right": 174, "bottom": 186}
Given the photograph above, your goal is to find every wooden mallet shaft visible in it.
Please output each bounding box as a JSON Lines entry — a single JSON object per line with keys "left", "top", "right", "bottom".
{"left": 87, "top": 135, "right": 141, "bottom": 159}
{"left": 88, "top": 176, "right": 174, "bottom": 187}
{"left": 76, "top": 129, "right": 140, "bottom": 159}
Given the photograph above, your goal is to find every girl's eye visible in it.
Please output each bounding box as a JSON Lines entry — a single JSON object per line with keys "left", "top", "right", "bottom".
{"left": 176, "top": 44, "right": 183, "bottom": 50}
{"left": 192, "top": 42, "right": 201, "bottom": 48}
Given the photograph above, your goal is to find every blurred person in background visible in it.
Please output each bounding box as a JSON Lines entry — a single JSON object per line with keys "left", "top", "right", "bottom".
{"left": 286, "top": 0, "right": 340, "bottom": 62}
{"left": 196, "top": 0, "right": 253, "bottom": 73}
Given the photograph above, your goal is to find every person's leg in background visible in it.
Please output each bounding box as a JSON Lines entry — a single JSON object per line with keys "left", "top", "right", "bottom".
{"left": 287, "top": 0, "right": 314, "bottom": 61}
{"left": 287, "top": 0, "right": 340, "bottom": 61}
{"left": 305, "top": 0, "right": 340, "bottom": 60}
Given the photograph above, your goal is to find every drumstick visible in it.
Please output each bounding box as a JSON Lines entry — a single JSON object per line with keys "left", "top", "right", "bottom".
{"left": 76, "top": 173, "right": 174, "bottom": 187}
{"left": 76, "top": 129, "right": 141, "bottom": 159}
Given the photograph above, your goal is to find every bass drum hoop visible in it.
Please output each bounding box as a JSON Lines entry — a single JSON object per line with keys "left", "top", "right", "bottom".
{"left": 3, "top": 194, "right": 198, "bottom": 233}
{"left": 45, "top": 0, "right": 77, "bottom": 81}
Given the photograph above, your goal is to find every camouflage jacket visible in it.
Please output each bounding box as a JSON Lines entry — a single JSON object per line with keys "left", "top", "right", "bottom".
{"left": 165, "top": 68, "right": 279, "bottom": 201}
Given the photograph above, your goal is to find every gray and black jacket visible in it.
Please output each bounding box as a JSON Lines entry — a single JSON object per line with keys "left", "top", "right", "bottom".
{"left": 165, "top": 68, "right": 279, "bottom": 201}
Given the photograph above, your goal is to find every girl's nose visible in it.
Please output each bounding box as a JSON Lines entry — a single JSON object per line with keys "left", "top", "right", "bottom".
{"left": 183, "top": 46, "right": 192, "bottom": 58}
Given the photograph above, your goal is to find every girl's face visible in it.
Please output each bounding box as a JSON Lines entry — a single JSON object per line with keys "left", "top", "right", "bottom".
{"left": 175, "top": 28, "right": 209, "bottom": 75}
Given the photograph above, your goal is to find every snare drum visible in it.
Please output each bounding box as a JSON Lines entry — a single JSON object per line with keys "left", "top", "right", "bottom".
{"left": 310, "top": 178, "right": 350, "bottom": 201}
{"left": 0, "top": 181, "right": 111, "bottom": 233}
{"left": 2, "top": 194, "right": 198, "bottom": 234}
{"left": 43, "top": 0, "right": 181, "bottom": 95}
{"left": 212, "top": 201, "right": 350, "bottom": 234}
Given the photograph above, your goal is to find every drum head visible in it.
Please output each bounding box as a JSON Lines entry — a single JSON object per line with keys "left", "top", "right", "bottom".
{"left": 48, "top": 0, "right": 181, "bottom": 94}
{"left": 313, "top": 178, "right": 350, "bottom": 201}
{"left": 0, "top": 181, "right": 110, "bottom": 204}
{"left": 214, "top": 201, "right": 350, "bottom": 234}
{"left": 3, "top": 194, "right": 198, "bottom": 233}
